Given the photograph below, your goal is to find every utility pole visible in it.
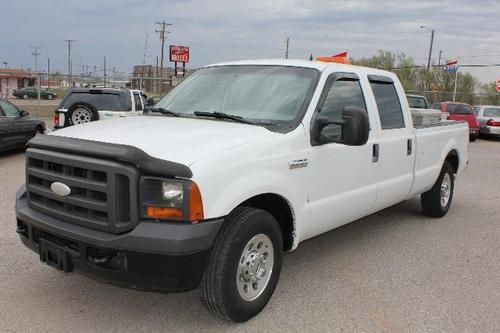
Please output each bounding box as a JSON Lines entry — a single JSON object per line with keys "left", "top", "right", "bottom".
{"left": 113, "top": 66, "right": 116, "bottom": 86}
{"left": 30, "top": 46, "right": 41, "bottom": 73}
{"left": 438, "top": 50, "right": 443, "bottom": 66}
{"left": 285, "top": 38, "right": 290, "bottom": 59}
{"left": 30, "top": 46, "right": 41, "bottom": 112}
{"left": 63, "top": 39, "right": 75, "bottom": 86}
{"left": 155, "top": 20, "right": 172, "bottom": 79}
{"left": 427, "top": 29, "right": 434, "bottom": 70}
{"left": 47, "top": 58, "right": 50, "bottom": 89}
{"left": 103, "top": 56, "right": 107, "bottom": 88}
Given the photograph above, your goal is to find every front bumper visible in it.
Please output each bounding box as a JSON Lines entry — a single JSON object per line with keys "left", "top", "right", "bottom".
{"left": 15, "top": 188, "right": 224, "bottom": 291}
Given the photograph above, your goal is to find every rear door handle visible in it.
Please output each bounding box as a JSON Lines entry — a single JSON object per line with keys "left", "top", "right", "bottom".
{"left": 407, "top": 138, "right": 413, "bottom": 155}
{"left": 372, "top": 144, "right": 379, "bottom": 163}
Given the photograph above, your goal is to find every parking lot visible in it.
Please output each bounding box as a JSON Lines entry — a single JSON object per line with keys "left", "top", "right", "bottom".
{"left": 0, "top": 138, "right": 499, "bottom": 332}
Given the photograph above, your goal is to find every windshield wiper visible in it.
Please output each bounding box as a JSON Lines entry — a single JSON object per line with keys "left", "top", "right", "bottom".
{"left": 151, "top": 107, "right": 181, "bottom": 117}
{"left": 193, "top": 111, "right": 276, "bottom": 126}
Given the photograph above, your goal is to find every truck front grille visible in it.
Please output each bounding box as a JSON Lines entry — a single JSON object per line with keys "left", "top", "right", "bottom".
{"left": 26, "top": 148, "right": 139, "bottom": 233}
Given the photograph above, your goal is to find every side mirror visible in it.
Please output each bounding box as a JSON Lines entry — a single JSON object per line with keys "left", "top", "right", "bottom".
{"left": 145, "top": 97, "right": 155, "bottom": 107}
{"left": 311, "top": 106, "right": 369, "bottom": 146}
{"left": 19, "top": 110, "right": 29, "bottom": 117}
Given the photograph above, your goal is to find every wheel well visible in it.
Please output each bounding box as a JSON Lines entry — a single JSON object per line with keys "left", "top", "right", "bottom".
{"left": 240, "top": 193, "right": 294, "bottom": 251}
{"left": 445, "top": 150, "right": 459, "bottom": 174}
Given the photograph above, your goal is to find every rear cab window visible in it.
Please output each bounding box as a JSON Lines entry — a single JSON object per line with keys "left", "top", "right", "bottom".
{"left": 133, "top": 92, "right": 143, "bottom": 111}
{"left": 369, "top": 75, "right": 405, "bottom": 129}
{"left": 59, "top": 90, "right": 132, "bottom": 111}
{"left": 447, "top": 104, "right": 473, "bottom": 115}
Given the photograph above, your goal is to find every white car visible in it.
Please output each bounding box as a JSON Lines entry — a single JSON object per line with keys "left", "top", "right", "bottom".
{"left": 474, "top": 105, "right": 500, "bottom": 137}
{"left": 54, "top": 88, "right": 153, "bottom": 129}
{"left": 16, "top": 59, "right": 469, "bottom": 322}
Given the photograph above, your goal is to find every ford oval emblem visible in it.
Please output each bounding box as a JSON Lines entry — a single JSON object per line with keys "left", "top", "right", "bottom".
{"left": 50, "top": 182, "right": 71, "bottom": 197}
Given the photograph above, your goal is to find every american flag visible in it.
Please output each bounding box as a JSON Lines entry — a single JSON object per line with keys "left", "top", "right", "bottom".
{"left": 443, "top": 60, "right": 458, "bottom": 72}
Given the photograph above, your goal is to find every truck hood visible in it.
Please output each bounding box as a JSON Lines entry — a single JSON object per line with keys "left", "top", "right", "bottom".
{"left": 50, "top": 116, "right": 280, "bottom": 166}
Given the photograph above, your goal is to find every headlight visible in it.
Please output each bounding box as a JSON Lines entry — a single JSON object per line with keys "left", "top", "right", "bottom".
{"left": 140, "top": 177, "right": 203, "bottom": 222}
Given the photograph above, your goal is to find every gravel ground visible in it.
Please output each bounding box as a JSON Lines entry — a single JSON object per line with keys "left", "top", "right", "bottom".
{"left": 0, "top": 138, "right": 499, "bottom": 332}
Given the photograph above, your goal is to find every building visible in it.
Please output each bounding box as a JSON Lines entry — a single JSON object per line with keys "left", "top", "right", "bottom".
{"left": 0, "top": 68, "right": 36, "bottom": 98}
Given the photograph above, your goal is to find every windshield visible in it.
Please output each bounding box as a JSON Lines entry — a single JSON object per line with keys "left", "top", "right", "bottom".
{"left": 484, "top": 107, "right": 500, "bottom": 117}
{"left": 447, "top": 103, "right": 473, "bottom": 115}
{"left": 154, "top": 65, "right": 319, "bottom": 124}
{"left": 407, "top": 96, "right": 428, "bottom": 109}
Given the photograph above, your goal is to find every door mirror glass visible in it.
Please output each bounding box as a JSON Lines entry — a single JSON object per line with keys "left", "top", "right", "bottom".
{"left": 19, "top": 110, "right": 29, "bottom": 117}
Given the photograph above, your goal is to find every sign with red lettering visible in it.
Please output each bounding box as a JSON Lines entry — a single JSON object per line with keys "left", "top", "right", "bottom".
{"left": 170, "top": 45, "right": 189, "bottom": 63}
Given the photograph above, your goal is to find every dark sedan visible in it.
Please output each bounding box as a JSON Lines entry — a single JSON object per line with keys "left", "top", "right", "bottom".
{"left": 0, "top": 98, "right": 45, "bottom": 152}
{"left": 13, "top": 86, "right": 57, "bottom": 100}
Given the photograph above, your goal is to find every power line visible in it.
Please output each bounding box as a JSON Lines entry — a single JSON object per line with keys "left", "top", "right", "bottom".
{"left": 155, "top": 20, "right": 172, "bottom": 78}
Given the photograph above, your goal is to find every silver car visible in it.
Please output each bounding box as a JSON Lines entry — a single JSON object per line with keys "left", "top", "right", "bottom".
{"left": 474, "top": 105, "right": 500, "bottom": 137}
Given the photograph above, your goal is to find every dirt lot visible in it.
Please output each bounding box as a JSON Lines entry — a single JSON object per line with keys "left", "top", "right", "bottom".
{"left": 0, "top": 139, "right": 499, "bottom": 332}
{"left": 8, "top": 98, "right": 60, "bottom": 121}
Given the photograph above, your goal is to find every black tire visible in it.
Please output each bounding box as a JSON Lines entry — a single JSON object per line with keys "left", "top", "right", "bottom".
{"left": 67, "top": 102, "right": 98, "bottom": 125}
{"left": 421, "top": 162, "right": 454, "bottom": 217}
{"left": 470, "top": 134, "right": 477, "bottom": 142}
{"left": 201, "top": 206, "right": 283, "bottom": 322}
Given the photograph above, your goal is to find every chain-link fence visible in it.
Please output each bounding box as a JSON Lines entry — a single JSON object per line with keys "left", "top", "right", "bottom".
{"left": 406, "top": 90, "right": 500, "bottom": 107}
{"left": 1, "top": 72, "right": 189, "bottom": 100}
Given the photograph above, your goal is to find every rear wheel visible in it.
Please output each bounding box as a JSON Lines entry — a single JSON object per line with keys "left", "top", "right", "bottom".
{"left": 68, "top": 103, "right": 98, "bottom": 125}
{"left": 23, "top": 94, "right": 28, "bottom": 99}
{"left": 201, "top": 207, "right": 283, "bottom": 322}
{"left": 421, "top": 162, "right": 454, "bottom": 217}
{"left": 47, "top": 94, "right": 53, "bottom": 100}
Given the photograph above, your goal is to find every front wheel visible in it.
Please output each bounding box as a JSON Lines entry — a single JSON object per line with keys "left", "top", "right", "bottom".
{"left": 201, "top": 207, "right": 283, "bottom": 322}
{"left": 47, "top": 94, "right": 53, "bottom": 100}
{"left": 421, "top": 162, "right": 454, "bottom": 217}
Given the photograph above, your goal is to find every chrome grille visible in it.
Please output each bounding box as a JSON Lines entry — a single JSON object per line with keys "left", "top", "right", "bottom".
{"left": 26, "top": 148, "right": 139, "bottom": 233}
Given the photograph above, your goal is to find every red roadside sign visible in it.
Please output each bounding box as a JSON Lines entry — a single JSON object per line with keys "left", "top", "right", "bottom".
{"left": 496, "top": 79, "right": 500, "bottom": 92}
{"left": 169, "top": 45, "right": 190, "bottom": 63}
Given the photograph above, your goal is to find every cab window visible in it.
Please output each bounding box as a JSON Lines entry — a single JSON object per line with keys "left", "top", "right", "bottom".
{"left": 318, "top": 76, "right": 367, "bottom": 142}
{"left": 133, "top": 92, "right": 143, "bottom": 111}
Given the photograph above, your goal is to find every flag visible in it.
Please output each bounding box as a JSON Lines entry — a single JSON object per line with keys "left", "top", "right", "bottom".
{"left": 443, "top": 60, "right": 458, "bottom": 73}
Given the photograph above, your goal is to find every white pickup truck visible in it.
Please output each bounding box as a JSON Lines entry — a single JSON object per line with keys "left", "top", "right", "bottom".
{"left": 16, "top": 59, "right": 468, "bottom": 322}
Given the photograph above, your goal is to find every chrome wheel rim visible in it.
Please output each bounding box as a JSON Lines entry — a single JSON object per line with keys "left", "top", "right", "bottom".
{"left": 236, "top": 234, "right": 274, "bottom": 302}
{"left": 71, "top": 107, "right": 92, "bottom": 124}
{"left": 440, "top": 173, "right": 451, "bottom": 207}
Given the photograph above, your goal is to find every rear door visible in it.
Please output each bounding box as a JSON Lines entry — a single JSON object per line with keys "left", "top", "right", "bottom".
{"left": 0, "top": 99, "right": 30, "bottom": 149}
{"left": 367, "top": 75, "right": 416, "bottom": 210}
{"left": 0, "top": 107, "right": 11, "bottom": 150}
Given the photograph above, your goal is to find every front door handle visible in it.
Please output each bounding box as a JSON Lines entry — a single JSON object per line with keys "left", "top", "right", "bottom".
{"left": 372, "top": 144, "right": 379, "bottom": 163}
{"left": 407, "top": 138, "right": 413, "bottom": 156}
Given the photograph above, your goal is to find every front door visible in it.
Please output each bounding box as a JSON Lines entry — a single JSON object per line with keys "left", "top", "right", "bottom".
{"left": 305, "top": 72, "right": 379, "bottom": 240}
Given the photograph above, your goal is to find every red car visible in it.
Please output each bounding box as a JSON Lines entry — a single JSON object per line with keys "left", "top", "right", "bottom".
{"left": 431, "top": 102, "right": 479, "bottom": 141}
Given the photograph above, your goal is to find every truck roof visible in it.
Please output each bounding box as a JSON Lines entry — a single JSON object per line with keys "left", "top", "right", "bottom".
{"left": 205, "top": 59, "right": 398, "bottom": 78}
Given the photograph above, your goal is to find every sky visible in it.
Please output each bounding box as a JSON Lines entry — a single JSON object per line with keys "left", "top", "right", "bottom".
{"left": 2, "top": 0, "right": 500, "bottom": 83}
